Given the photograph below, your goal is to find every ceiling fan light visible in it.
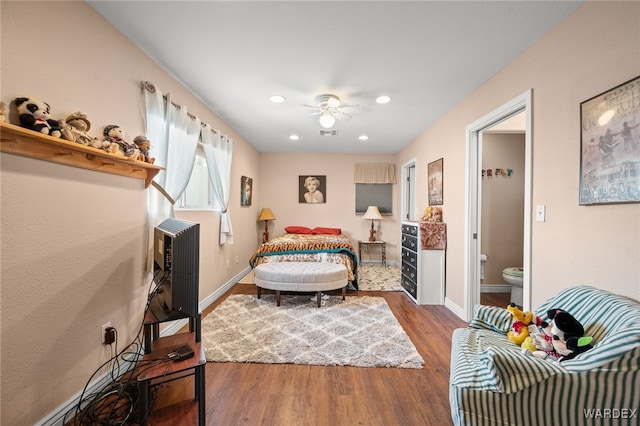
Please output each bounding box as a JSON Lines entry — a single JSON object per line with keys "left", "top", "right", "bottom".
{"left": 319, "top": 113, "right": 336, "bottom": 128}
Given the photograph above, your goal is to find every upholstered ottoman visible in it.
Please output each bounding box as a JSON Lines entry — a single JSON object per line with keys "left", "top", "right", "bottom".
{"left": 254, "top": 262, "right": 348, "bottom": 307}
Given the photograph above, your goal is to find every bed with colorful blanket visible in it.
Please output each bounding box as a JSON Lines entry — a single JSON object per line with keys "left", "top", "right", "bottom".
{"left": 249, "top": 227, "right": 359, "bottom": 289}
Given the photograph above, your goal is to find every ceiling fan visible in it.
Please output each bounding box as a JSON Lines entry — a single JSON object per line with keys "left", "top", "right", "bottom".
{"left": 301, "top": 94, "right": 361, "bottom": 128}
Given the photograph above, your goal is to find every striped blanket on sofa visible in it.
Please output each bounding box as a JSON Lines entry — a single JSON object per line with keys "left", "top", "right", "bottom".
{"left": 450, "top": 285, "right": 640, "bottom": 425}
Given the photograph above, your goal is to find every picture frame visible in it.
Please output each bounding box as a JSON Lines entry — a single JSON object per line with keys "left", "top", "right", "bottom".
{"left": 241, "top": 176, "right": 252, "bottom": 206}
{"left": 579, "top": 76, "right": 640, "bottom": 205}
{"left": 428, "top": 158, "right": 444, "bottom": 205}
{"left": 299, "top": 175, "right": 326, "bottom": 203}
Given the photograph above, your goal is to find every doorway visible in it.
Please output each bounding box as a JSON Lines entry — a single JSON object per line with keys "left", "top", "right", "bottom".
{"left": 401, "top": 159, "right": 417, "bottom": 221}
{"left": 463, "top": 90, "right": 532, "bottom": 321}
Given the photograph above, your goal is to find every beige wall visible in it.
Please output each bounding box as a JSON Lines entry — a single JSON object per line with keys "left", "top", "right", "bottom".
{"left": 481, "top": 133, "right": 526, "bottom": 285}
{"left": 0, "top": 2, "right": 260, "bottom": 424}
{"left": 397, "top": 1, "right": 640, "bottom": 309}
{"left": 259, "top": 153, "right": 400, "bottom": 260}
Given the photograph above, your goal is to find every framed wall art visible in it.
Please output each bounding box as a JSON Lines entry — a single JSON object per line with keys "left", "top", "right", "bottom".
{"left": 428, "top": 158, "right": 444, "bottom": 206}
{"left": 299, "top": 175, "right": 326, "bottom": 203}
{"left": 579, "top": 75, "right": 640, "bottom": 205}
{"left": 241, "top": 176, "right": 252, "bottom": 206}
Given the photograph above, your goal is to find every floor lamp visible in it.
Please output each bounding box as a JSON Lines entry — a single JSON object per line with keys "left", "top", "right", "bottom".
{"left": 363, "top": 206, "right": 383, "bottom": 242}
{"left": 258, "top": 208, "right": 276, "bottom": 243}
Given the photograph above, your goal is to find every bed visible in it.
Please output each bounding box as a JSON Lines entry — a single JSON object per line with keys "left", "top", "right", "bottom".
{"left": 249, "top": 227, "right": 359, "bottom": 289}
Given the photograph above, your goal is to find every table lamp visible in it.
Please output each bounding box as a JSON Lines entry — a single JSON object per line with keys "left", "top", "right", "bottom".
{"left": 258, "top": 208, "right": 276, "bottom": 243}
{"left": 363, "top": 205, "right": 383, "bottom": 242}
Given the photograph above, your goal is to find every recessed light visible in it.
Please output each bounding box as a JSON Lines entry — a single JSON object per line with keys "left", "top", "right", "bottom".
{"left": 270, "top": 95, "right": 286, "bottom": 103}
{"left": 376, "top": 95, "right": 391, "bottom": 104}
{"left": 289, "top": 134, "right": 300, "bottom": 140}
{"left": 358, "top": 135, "right": 369, "bottom": 141}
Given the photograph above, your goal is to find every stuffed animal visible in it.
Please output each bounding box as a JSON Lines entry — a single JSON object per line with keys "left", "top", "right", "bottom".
{"left": 422, "top": 206, "right": 443, "bottom": 222}
{"left": 59, "top": 112, "right": 98, "bottom": 146}
{"left": 506, "top": 303, "right": 538, "bottom": 346}
{"left": 523, "top": 309, "right": 593, "bottom": 362}
{"left": 14, "top": 97, "right": 62, "bottom": 137}
{"left": 133, "top": 135, "right": 155, "bottom": 163}
{"left": 102, "top": 125, "right": 141, "bottom": 160}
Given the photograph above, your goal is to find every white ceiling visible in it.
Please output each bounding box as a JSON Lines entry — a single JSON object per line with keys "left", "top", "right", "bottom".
{"left": 88, "top": 1, "right": 583, "bottom": 154}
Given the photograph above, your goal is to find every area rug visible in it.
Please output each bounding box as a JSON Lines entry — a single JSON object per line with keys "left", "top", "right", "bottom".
{"left": 201, "top": 294, "right": 424, "bottom": 369}
{"left": 237, "top": 264, "right": 402, "bottom": 291}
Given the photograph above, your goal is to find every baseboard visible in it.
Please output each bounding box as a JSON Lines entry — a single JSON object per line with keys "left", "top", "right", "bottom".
{"left": 481, "top": 284, "right": 511, "bottom": 293}
{"left": 444, "top": 297, "right": 467, "bottom": 322}
{"left": 36, "top": 268, "right": 248, "bottom": 426}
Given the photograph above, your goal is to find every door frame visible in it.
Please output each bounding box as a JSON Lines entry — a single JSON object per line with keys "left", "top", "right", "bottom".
{"left": 401, "top": 158, "right": 417, "bottom": 221}
{"left": 463, "top": 90, "right": 533, "bottom": 321}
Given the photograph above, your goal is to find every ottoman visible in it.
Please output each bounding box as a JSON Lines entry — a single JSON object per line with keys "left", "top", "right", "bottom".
{"left": 254, "top": 262, "right": 348, "bottom": 307}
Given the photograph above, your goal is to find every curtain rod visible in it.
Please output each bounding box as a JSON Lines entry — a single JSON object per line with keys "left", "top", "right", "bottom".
{"left": 141, "top": 80, "right": 218, "bottom": 133}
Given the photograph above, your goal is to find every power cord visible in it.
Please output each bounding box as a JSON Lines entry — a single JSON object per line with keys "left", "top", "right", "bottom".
{"left": 65, "top": 270, "right": 173, "bottom": 425}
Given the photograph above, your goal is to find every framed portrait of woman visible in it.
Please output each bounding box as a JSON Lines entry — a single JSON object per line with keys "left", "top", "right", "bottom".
{"left": 299, "top": 175, "right": 326, "bottom": 203}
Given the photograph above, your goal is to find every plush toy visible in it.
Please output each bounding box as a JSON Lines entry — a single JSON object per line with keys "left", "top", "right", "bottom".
{"left": 59, "top": 112, "right": 98, "bottom": 146}
{"left": 133, "top": 135, "right": 155, "bottom": 163}
{"left": 506, "top": 303, "right": 538, "bottom": 346}
{"left": 422, "top": 206, "right": 443, "bottom": 222}
{"left": 102, "top": 125, "right": 141, "bottom": 160}
{"left": 14, "top": 97, "right": 62, "bottom": 137}
{"left": 524, "top": 309, "right": 593, "bottom": 362}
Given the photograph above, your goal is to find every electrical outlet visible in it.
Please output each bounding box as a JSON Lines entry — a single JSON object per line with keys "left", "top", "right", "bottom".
{"left": 101, "top": 322, "right": 112, "bottom": 344}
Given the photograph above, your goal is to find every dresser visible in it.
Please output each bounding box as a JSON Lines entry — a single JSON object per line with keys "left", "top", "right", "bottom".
{"left": 401, "top": 221, "right": 446, "bottom": 305}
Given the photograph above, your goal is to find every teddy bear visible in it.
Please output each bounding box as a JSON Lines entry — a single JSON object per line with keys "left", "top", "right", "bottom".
{"left": 59, "top": 112, "right": 98, "bottom": 146}
{"left": 523, "top": 309, "right": 593, "bottom": 362}
{"left": 102, "top": 125, "right": 141, "bottom": 160}
{"left": 133, "top": 135, "right": 155, "bottom": 163}
{"left": 422, "top": 206, "right": 443, "bottom": 222}
{"left": 14, "top": 97, "right": 62, "bottom": 137}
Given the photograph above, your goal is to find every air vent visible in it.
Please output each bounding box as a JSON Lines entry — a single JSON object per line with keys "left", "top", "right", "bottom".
{"left": 319, "top": 129, "right": 338, "bottom": 136}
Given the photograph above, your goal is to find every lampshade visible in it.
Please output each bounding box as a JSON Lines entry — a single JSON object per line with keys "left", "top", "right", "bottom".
{"left": 318, "top": 112, "right": 336, "bottom": 129}
{"left": 363, "top": 205, "right": 383, "bottom": 220}
{"left": 257, "top": 208, "right": 276, "bottom": 221}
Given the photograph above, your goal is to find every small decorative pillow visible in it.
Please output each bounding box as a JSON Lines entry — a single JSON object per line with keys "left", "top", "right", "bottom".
{"left": 311, "top": 227, "right": 342, "bottom": 235}
{"left": 285, "top": 226, "right": 312, "bottom": 234}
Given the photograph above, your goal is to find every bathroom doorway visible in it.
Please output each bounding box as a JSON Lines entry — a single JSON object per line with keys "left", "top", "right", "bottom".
{"left": 479, "top": 120, "right": 526, "bottom": 308}
{"left": 463, "top": 91, "right": 532, "bottom": 321}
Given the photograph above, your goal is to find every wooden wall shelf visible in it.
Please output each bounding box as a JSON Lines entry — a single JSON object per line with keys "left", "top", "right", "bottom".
{"left": 0, "top": 122, "right": 163, "bottom": 188}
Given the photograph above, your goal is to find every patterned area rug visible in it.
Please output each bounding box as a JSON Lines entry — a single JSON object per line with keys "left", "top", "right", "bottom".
{"left": 238, "top": 264, "right": 402, "bottom": 291}
{"left": 202, "top": 294, "right": 423, "bottom": 369}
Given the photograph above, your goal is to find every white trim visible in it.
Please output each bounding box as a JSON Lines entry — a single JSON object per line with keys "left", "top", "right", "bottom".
{"left": 35, "top": 268, "right": 248, "bottom": 426}
{"left": 444, "top": 296, "right": 466, "bottom": 321}
{"left": 481, "top": 284, "right": 512, "bottom": 293}
{"left": 464, "top": 90, "right": 532, "bottom": 321}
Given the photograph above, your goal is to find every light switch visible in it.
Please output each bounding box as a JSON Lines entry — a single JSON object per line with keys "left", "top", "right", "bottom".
{"left": 536, "top": 205, "right": 546, "bottom": 222}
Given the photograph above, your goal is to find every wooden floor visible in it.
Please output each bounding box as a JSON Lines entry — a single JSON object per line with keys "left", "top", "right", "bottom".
{"left": 147, "top": 284, "right": 471, "bottom": 425}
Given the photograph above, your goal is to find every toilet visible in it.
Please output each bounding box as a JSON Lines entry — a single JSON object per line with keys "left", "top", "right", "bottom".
{"left": 502, "top": 267, "right": 524, "bottom": 306}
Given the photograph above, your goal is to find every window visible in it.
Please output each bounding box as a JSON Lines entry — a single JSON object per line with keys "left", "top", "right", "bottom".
{"left": 355, "top": 184, "right": 393, "bottom": 215}
{"left": 178, "top": 143, "right": 213, "bottom": 209}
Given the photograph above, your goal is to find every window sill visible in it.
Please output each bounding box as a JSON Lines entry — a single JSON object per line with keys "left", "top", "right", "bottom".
{"left": 0, "top": 122, "right": 163, "bottom": 188}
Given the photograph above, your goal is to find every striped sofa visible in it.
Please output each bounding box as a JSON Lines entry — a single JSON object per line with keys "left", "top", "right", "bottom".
{"left": 450, "top": 285, "right": 640, "bottom": 426}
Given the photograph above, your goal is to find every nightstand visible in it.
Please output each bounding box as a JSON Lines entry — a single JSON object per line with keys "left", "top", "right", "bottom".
{"left": 358, "top": 240, "right": 386, "bottom": 267}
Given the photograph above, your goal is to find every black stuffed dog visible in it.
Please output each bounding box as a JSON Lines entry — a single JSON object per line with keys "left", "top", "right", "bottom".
{"left": 14, "top": 97, "right": 62, "bottom": 138}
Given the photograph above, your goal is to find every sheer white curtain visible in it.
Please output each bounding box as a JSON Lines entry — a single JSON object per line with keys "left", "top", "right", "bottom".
{"left": 201, "top": 124, "right": 234, "bottom": 245}
{"left": 142, "top": 82, "right": 201, "bottom": 267}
